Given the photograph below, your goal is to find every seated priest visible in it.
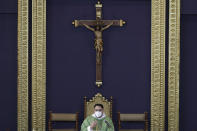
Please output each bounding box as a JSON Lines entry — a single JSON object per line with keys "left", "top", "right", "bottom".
{"left": 81, "top": 104, "right": 114, "bottom": 131}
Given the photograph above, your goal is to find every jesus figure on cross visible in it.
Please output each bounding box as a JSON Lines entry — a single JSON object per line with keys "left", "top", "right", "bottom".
{"left": 72, "top": 0, "right": 126, "bottom": 87}
{"left": 83, "top": 23, "right": 113, "bottom": 64}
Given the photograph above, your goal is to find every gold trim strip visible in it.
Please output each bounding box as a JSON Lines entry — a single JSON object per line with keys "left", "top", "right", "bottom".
{"left": 151, "top": 0, "right": 166, "bottom": 130}
{"left": 32, "top": 0, "right": 46, "bottom": 130}
{"left": 17, "top": 0, "right": 29, "bottom": 130}
{"left": 168, "top": 0, "right": 180, "bottom": 130}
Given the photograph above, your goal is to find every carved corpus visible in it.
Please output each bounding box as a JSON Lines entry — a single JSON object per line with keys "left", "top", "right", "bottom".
{"left": 72, "top": 0, "right": 126, "bottom": 87}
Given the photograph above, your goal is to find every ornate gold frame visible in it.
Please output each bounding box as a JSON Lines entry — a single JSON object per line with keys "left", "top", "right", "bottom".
{"left": 151, "top": 0, "right": 166, "bottom": 130}
{"left": 32, "top": 0, "right": 46, "bottom": 130}
{"left": 168, "top": 0, "right": 180, "bottom": 130}
{"left": 17, "top": 0, "right": 29, "bottom": 130}
{"left": 17, "top": 0, "right": 181, "bottom": 130}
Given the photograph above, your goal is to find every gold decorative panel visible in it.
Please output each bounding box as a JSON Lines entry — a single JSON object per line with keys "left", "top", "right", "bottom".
{"left": 168, "top": 0, "right": 180, "bottom": 130}
{"left": 32, "top": 0, "right": 46, "bottom": 130}
{"left": 17, "top": 0, "right": 29, "bottom": 130}
{"left": 151, "top": 0, "right": 166, "bottom": 130}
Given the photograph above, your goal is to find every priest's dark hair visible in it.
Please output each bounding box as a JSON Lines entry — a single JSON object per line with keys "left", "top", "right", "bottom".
{"left": 94, "top": 104, "right": 104, "bottom": 109}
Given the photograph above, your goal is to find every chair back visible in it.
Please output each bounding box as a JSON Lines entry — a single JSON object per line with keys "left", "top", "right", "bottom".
{"left": 118, "top": 112, "right": 148, "bottom": 131}
{"left": 48, "top": 111, "right": 79, "bottom": 131}
{"left": 84, "top": 93, "right": 113, "bottom": 119}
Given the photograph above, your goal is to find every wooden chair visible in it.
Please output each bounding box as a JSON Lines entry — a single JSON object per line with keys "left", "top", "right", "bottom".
{"left": 118, "top": 112, "right": 148, "bottom": 131}
{"left": 84, "top": 93, "right": 113, "bottom": 119}
{"left": 48, "top": 111, "right": 79, "bottom": 131}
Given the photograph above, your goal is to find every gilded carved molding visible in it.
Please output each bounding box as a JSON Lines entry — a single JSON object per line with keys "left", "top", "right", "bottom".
{"left": 17, "top": 0, "right": 29, "bottom": 130}
{"left": 168, "top": 0, "right": 180, "bottom": 130}
{"left": 32, "top": 0, "right": 46, "bottom": 130}
{"left": 151, "top": 0, "right": 166, "bottom": 130}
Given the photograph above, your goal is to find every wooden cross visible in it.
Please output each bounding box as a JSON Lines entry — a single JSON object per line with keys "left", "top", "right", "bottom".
{"left": 72, "top": 0, "right": 126, "bottom": 87}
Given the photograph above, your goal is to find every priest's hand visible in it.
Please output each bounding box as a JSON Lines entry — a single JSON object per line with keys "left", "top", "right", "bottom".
{"left": 90, "top": 121, "right": 97, "bottom": 129}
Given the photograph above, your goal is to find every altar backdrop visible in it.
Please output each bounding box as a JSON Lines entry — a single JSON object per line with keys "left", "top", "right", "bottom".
{"left": 0, "top": 0, "right": 197, "bottom": 130}
{"left": 46, "top": 0, "right": 150, "bottom": 129}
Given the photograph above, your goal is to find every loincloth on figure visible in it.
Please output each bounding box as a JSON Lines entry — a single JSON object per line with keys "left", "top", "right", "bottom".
{"left": 94, "top": 39, "right": 103, "bottom": 64}
{"left": 94, "top": 39, "right": 103, "bottom": 52}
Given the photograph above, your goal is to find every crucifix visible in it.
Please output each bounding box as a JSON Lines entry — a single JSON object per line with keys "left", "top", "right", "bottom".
{"left": 72, "top": 0, "right": 126, "bottom": 87}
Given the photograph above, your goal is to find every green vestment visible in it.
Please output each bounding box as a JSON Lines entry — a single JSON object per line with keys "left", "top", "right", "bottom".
{"left": 81, "top": 115, "right": 114, "bottom": 131}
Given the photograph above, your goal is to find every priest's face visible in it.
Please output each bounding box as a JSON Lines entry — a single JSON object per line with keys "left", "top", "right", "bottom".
{"left": 94, "top": 106, "right": 104, "bottom": 118}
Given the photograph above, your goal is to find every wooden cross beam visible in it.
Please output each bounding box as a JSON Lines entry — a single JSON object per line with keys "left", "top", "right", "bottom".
{"left": 72, "top": 0, "right": 126, "bottom": 87}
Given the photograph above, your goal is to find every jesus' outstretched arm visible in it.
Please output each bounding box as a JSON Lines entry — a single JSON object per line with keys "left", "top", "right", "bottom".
{"left": 83, "top": 24, "right": 95, "bottom": 32}
{"left": 101, "top": 22, "right": 113, "bottom": 31}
